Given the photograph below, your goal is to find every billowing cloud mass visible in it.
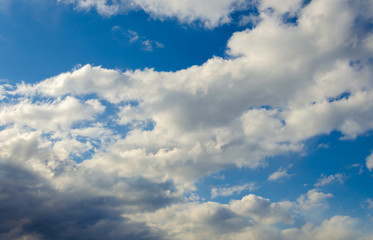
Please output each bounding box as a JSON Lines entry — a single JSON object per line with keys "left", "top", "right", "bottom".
{"left": 1, "top": 0, "right": 373, "bottom": 239}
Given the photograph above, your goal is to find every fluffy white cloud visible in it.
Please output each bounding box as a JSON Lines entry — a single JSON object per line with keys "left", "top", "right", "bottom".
{"left": 0, "top": 96, "right": 105, "bottom": 131}
{"left": 5, "top": 0, "right": 373, "bottom": 189}
{"left": 297, "top": 189, "right": 333, "bottom": 210}
{"left": 282, "top": 216, "right": 364, "bottom": 240}
{"left": 60, "top": 0, "right": 253, "bottom": 28}
{"left": 126, "top": 193, "right": 293, "bottom": 239}
{"left": 268, "top": 167, "right": 293, "bottom": 181}
{"left": 1, "top": 0, "right": 373, "bottom": 238}
{"left": 126, "top": 193, "right": 372, "bottom": 239}
{"left": 230, "top": 194, "right": 294, "bottom": 225}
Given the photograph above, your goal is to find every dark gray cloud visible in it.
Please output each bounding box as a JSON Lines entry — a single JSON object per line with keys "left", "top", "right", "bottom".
{"left": 0, "top": 161, "right": 177, "bottom": 240}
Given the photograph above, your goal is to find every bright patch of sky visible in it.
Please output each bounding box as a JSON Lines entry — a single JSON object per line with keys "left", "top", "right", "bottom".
{"left": 0, "top": 0, "right": 373, "bottom": 239}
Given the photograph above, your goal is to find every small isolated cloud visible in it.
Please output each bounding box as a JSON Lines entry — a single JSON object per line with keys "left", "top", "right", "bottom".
{"left": 111, "top": 26, "right": 164, "bottom": 51}
{"left": 349, "top": 163, "right": 364, "bottom": 174}
{"left": 127, "top": 29, "right": 140, "bottom": 43}
{"left": 366, "top": 152, "right": 373, "bottom": 171}
{"left": 297, "top": 189, "right": 333, "bottom": 210}
{"left": 211, "top": 182, "right": 257, "bottom": 198}
{"left": 314, "top": 173, "right": 346, "bottom": 187}
{"left": 361, "top": 198, "right": 373, "bottom": 210}
{"left": 317, "top": 143, "right": 330, "bottom": 149}
{"left": 268, "top": 167, "right": 293, "bottom": 181}
{"left": 141, "top": 39, "right": 153, "bottom": 51}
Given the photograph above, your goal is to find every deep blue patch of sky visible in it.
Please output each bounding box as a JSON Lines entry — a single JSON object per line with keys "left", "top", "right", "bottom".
{"left": 0, "top": 0, "right": 252, "bottom": 84}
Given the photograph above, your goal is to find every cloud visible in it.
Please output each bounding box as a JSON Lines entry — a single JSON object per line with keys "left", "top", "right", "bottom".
{"left": 126, "top": 193, "right": 372, "bottom": 239}
{"left": 230, "top": 194, "right": 294, "bottom": 225}
{"left": 1, "top": 0, "right": 373, "bottom": 238}
{"left": 314, "top": 173, "right": 346, "bottom": 187}
{"left": 0, "top": 126, "right": 182, "bottom": 239}
{"left": 6, "top": 0, "right": 373, "bottom": 195}
{"left": 282, "top": 216, "right": 363, "bottom": 240}
{"left": 112, "top": 27, "right": 164, "bottom": 51}
{"left": 361, "top": 198, "right": 373, "bottom": 210}
{"left": 60, "top": 0, "right": 253, "bottom": 28}
{"left": 211, "top": 182, "right": 257, "bottom": 198}
{"left": 317, "top": 143, "right": 330, "bottom": 149}
{"left": 297, "top": 189, "right": 333, "bottom": 210}
{"left": 268, "top": 167, "right": 293, "bottom": 181}
{"left": 366, "top": 152, "right": 373, "bottom": 171}
{"left": 127, "top": 29, "right": 140, "bottom": 43}
{"left": 127, "top": 193, "right": 293, "bottom": 239}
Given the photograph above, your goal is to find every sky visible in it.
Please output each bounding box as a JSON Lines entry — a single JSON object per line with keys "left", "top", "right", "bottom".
{"left": 0, "top": 0, "right": 373, "bottom": 239}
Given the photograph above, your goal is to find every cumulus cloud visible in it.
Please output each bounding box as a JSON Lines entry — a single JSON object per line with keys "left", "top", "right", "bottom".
{"left": 126, "top": 193, "right": 293, "bottom": 239}
{"left": 1, "top": 0, "right": 373, "bottom": 238}
{"left": 282, "top": 216, "right": 363, "bottom": 240}
{"left": 297, "top": 189, "right": 333, "bottom": 210}
{"left": 126, "top": 193, "right": 372, "bottom": 239}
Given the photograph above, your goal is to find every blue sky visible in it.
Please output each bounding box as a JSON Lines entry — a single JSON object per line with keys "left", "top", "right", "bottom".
{"left": 1, "top": 0, "right": 373, "bottom": 239}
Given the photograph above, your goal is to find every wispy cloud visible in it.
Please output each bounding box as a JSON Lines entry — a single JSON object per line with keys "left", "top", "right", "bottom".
{"left": 268, "top": 167, "right": 294, "bottom": 182}
{"left": 314, "top": 173, "right": 346, "bottom": 187}
{"left": 361, "top": 198, "right": 373, "bottom": 210}
{"left": 211, "top": 183, "right": 257, "bottom": 198}
{"left": 112, "top": 26, "right": 164, "bottom": 51}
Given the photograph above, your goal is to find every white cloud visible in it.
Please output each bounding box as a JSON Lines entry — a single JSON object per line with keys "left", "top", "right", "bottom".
{"left": 282, "top": 216, "right": 362, "bottom": 240}
{"left": 230, "top": 194, "right": 294, "bottom": 225}
{"left": 126, "top": 193, "right": 293, "bottom": 239}
{"left": 7, "top": 0, "right": 373, "bottom": 188}
{"left": 366, "top": 152, "right": 373, "bottom": 171}
{"left": 1, "top": 0, "right": 373, "bottom": 238}
{"left": 0, "top": 96, "right": 105, "bottom": 132}
{"left": 211, "top": 182, "right": 257, "bottom": 198}
{"left": 60, "top": 0, "right": 253, "bottom": 28}
{"left": 297, "top": 189, "right": 333, "bottom": 210}
{"left": 268, "top": 167, "right": 293, "bottom": 181}
{"left": 259, "top": 0, "right": 303, "bottom": 15}
{"left": 314, "top": 173, "right": 346, "bottom": 187}
{"left": 126, "top": 193, "right": 373, "bottom": 239}
{"left": 112, "top": 27, "right": 164, "bottom": 51}
{"left": 127, "top": 29, "right": 140, "bottom": 43}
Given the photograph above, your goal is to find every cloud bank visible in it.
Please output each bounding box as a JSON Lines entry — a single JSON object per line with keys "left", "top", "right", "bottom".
{"left": 1, "top": 0, "right": 373, "bottom": 239}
